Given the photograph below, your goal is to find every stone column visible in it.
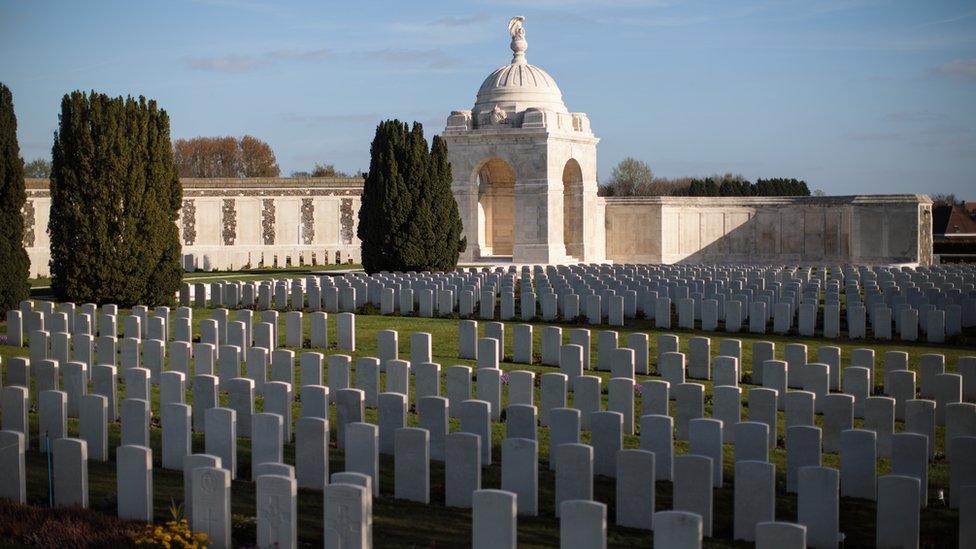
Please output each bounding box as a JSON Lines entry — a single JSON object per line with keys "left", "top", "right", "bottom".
{"left": 513, "top": 177, "right": 567, "bottom": 263}
{"left": 453, "top": 178, "right": 480, "bottom": 262}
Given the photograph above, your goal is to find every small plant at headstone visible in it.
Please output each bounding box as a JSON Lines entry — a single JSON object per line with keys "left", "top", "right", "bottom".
{"left": 357, "top": 303, "right": 380, "bottom": 316}
{"left": 133, "top": 517, "right": 208, "bottom": 548}
{"left": 167, "top": 499, "right": 185, "bottom": 522}
{"left": 230, "top": 513, "right": 256, "bottom": 540}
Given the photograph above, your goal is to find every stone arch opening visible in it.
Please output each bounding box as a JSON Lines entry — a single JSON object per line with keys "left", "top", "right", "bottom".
{"left": 563, "top": 158, "right": 584, "bottom": 260}
{"left": 475, "top": 158, "right": 517, "bottom": 257}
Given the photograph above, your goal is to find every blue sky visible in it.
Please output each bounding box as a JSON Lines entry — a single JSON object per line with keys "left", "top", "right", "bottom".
{"left": 2, "top": 0, "right": 974, "bottom": 195}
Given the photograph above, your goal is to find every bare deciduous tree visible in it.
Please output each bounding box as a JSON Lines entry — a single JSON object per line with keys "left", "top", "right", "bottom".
{"left": 173, "top": 135, "right": 279, "bottom": 178}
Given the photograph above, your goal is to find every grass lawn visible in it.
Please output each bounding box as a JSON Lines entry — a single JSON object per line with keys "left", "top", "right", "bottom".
{"left": 1, "top": 299, "right": 971, "bottom": 547}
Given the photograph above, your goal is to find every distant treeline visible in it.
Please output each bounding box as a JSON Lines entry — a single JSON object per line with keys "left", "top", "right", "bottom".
{"left": 678, "top": 177, "right": 811, "bottom": 197}
{"left": 597, "top": 157, "right": 815, "bottom": 197}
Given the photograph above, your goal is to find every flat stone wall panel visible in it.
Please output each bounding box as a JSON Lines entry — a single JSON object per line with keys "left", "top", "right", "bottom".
{"left": 604, "top": 195, "right": 930, "bottom": 266}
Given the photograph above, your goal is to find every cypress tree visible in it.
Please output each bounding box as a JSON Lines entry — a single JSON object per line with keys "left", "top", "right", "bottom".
{"left": 399, "top": 122, "right": 433, "bottom": 270}
{"left": 49, "top": 91, "right": 181, "bottom": 306}
{"left": 0, "top": 83, "right": 31, "bottom": 310}
{"left": 359, "top": 120, "right": 411, "bottom": 272}
{"left": 426, "top": 135, "right": 466, "bottom": 270}
{"left": 358, "top": 120, "right": 465, "bottom": 273}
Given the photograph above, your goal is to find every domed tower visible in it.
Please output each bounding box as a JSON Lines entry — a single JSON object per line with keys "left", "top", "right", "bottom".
{"left": 443, "top": 16, "right": 603, "bottom": 263}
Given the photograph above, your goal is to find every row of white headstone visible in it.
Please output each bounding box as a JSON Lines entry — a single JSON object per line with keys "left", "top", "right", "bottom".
{"left": 4, "top": 298, "right": 962, "bottom": 544}
{"left": 7, "top": 303, "right": 976, "bottom": 445}
{"left": 10, "top": 294, "right": 976, "bottom": 396}
{"left": 4, "top": 382, "right": 975, "bottom": 549}
{"left": 4, "top": 358, "right": 976, "bottom": 532}
{"left": 4, "top": 302, "right": 355, "bottom": 351}
{"left": 179, "top": 263, "right": 976, "bottom": 338}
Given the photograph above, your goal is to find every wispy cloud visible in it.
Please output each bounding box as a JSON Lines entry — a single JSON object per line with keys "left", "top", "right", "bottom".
{"left": 267, "top": 48, "right": 332, "bottom": 62}
{"left": 391, "top": 14, "right": 493, "bottom": 45}
{"left": 883, "top": 111, "right": 950, "bottom": 124}
{"left": 872, "top": 111, "right": 975, "bottom": 150}
{"left": 934, "top": 59, "right": 976, "bottom": 81}
{"left": 845, "top": 131, "right": 905, "bottom": 142}
{"left": 595, "top": 14, "right": 714, "bottom": 27}
{"left": 431, "top": 14, "right": 492, "bottom": 27}
{"left": 360, "top": 48, "right": 463, "bottom": 69}
{"left": 185, "top": 48, "right": 332, "bottom": 73}
{"left": 185, "top": 54, "right": 260, "bottom": 73}
{"left": 186, "top": 44, "right": 461, "bottom": 74}
{"left": 484, "top": 0, "right": 679, "bottom": 7}
{"left": 191, "top": 0, "right": 285, "bottom": 16}
{"left": 917, "top": 8, "right": 976, "bottom": 28}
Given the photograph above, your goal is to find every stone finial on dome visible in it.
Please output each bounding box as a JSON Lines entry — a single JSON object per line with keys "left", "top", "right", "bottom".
{"left": 508, "top": 16, "right": 527, "bottom": 63}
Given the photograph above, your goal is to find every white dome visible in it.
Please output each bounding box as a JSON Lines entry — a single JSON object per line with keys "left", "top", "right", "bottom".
{"left": 472, "top": 17, "right": 568, "bottom": 115}
{"left": 474, "top": 59, "right": 568, "bottom": 114}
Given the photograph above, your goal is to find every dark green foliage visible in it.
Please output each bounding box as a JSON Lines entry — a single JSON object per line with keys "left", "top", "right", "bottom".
{"left": 426, "top": 135, "right": 466, "bottom": 270}
{"left": 0, "top": 83, "right": 31, "bottom": 309}
{"left": 677, "top": 176, "right": 811, "bottom": 197}
{"left": 358, "top": 120, "right": 465, "bottom": 273}
{"left": 49, "top": 91, "right": 182, "bottom": 306}
{"left": 358, "top": 120, "right": 411, "bottom": 272}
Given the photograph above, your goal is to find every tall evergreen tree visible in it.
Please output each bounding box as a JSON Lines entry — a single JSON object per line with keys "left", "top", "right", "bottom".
{"left": 358, "top": 120, "right": 465, "bottom": 273}
{"left": 0, "top": 83, "right": 31, "bottom": 310}
{"left": 426, "top": 135, "right": 465, "bottom": 270}
{"left": 49, "top": 91, "right": 181, "bottom": 306}
{"left": 359, "top": 120, "right": 409, "bottom": 272}
{"left": 399, "top": 122, "right": 433, "bottom": 270}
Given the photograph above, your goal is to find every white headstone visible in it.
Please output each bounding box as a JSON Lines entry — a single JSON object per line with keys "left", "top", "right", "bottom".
{"left": 117, "top": 444, "right": 153, "bottom": 521}
{"left": 472, "top": 489, "right": 517, "bottom": 549}
{"left": 204, "top": 407, "right": 237, "bottom": 479}
{"left": 394, "top": 427, "right": 430, "bottom": 504}
{"left": 53, "top": 437, "right": 88, "bottom": 508}
{"left": 673, "top": 454, "right": 714, "bottom": 537}
{"left": 0, "top": 430, "right": 26, "bottom": 503}
{"left": 345, "top": 422, "right": 379, "bottom": 496}
{"left": 840, "top": 428, "right": 876, "bottom": 500}
{"left": 616, "top": 449, "right": 655, "bottom": 530}
{"left": 797, "top": 466, "right": 839, "bottom": 549}
{"left": 652, "top": 511, "right": 702, "bottom": 549}
{"left": 501, "top": 437, "right": 538, "bottom": 516}
{"left": 192, "top": 467, "right": 231, "bottom": 548}
{"left": 733, "top": 460, "right": 775, "bottom": 541}
{"left": 295, "top": 416, "right": 329, "bottom": 491}
{"left": 445, "top": 432, "right": 481, "bottom": 508}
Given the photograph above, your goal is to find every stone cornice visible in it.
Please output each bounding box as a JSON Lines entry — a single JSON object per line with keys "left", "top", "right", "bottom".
{"left": 25, "top": 177, "right": 365, "bottom": 198}
{"left": 603, "top": 194, "right": 932, "bottom": 206}
{"left": 441, "top": 129, "right": 598, "bottom": 146}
